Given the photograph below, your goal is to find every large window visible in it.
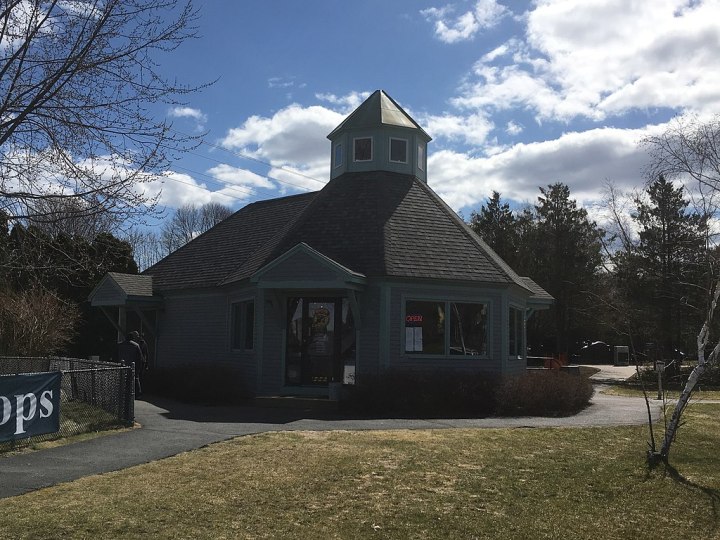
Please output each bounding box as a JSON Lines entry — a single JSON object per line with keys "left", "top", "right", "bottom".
{"left": 450, "top": 302, "right": 487, "bottom": 356}
{"left": 232, "top": 300, "right": 255, "bottom": 350}
{"left": 353, "top": 137, "right": 372, "bottom": 161}
{"left": 508, "top": 307, "right": 524, "bottom": 358}
{"left": 405, "top": 300, "right": 487, "bottom": 356}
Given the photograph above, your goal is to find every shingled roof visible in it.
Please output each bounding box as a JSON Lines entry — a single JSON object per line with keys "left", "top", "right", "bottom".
{"left": 144, "top": 170, "right": 535, "bottom": 295}
{"left": 143, "top": 192, "right": 316, "bottom": 290}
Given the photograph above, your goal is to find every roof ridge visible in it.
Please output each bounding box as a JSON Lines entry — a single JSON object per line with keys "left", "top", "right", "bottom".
{"left": 414, "top": 179, "right": 532, "bottom": 292}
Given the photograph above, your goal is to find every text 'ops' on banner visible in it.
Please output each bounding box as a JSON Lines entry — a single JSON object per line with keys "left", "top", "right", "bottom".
{"left": 0, "top": 371, "right": 61, "bottom": 442}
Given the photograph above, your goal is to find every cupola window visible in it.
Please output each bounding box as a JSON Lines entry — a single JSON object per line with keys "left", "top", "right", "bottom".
{"left": 353, "top": 137, "right": 373, "bottom": 162}
{"left": 333, "top": 143, "right": 343, "bottom": 168}
{"left": 417, "top": 144, "right": 425, "bottom": 171}
{"left": 389, "top": 138, "right": 408, "bottom": 163}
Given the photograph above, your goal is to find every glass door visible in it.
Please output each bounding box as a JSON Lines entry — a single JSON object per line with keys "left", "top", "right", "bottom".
{"left": 286, "top": 297, "right": 338, "bottom": 386}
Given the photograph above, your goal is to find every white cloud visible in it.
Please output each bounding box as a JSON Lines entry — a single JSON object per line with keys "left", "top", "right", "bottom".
{"left": 315, "top": 91, "right": 372, "bottom": 113}
{"left": 421, "top": 112, "right": 494, "bottom": 146}
{"left": 453, "top": 0, "right": 720, "bottom": 122}
{"left": 168, "top": 106, "right": 207, "bottom": 131}
{"left": 206, "top": 164, "right": 275, "bottom": 189}
{"left": 142, "top": 171, "right": 238, "bottom": 209}
{"left": 505, "top": 120, "right": 523, "bottom": 135}
{"left": 422, "top": 0, "right": 508, "bottom": 43}
{"left": 427, "top": 125, "right": 662, "bottom": 212}
{"left": 220, "top": 103, "right": 343, "bottom": 190}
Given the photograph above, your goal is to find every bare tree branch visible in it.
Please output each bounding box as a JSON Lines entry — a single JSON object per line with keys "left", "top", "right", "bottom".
{"left": 0, "top": 0, "right": 211, "bottom": 226}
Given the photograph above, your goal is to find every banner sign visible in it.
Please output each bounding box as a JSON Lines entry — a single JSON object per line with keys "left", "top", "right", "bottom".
{"left": 0, "top": 372, "right": 61, "bottom": 442}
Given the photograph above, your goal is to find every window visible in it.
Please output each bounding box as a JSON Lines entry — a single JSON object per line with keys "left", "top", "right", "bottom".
{"left": 450, "top": 302, "right": 487, "bottom": 356}
{"left": 404, "top": 300, "right": 487, "bottom": 356}
{"left": 389, "top": 138, "right": 408, "bottom": 163}
{"left": 405, "top": 300, "right": 445, "bottom": 354}
{"left": 353, "top": 137, "right": 372, "bottom": 161}
{"left": 333, "top": 143, "right": 343, "bottom": 168}
{"left": 417, "top": 144, "right": 424, "bottom": 171}
{"left": 232, "top": 300, "right": 255, "bottom": 350}
{"left": 509, "top": 307, "right": 524, "bottom": 358}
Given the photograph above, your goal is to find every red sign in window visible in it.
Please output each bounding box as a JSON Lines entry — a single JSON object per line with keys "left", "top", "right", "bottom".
{"left": 406, "top": 314, "right": 423, "bottom": 324}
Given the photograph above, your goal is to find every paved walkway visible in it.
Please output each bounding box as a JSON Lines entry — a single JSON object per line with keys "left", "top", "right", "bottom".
{"left": 0, "top": 386, "right": 661, "bottom": 499}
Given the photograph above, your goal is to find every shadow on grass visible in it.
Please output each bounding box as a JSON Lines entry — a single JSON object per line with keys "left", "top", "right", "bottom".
{"left": 665, "top": 463, "right": 720, "bottom": 527}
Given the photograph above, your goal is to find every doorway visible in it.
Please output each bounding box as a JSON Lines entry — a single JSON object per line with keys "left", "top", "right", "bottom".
{"left": 285, "top": 297, "right": 356, "bottom": 387}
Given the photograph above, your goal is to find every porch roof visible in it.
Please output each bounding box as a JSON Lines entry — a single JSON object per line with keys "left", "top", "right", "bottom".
{"left": 88, "top": 272, "right": 161, "bottom": 307}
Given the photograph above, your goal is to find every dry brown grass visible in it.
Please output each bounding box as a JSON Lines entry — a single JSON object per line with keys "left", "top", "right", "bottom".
{"left": 0, "top": 406, "right": 719, "bottom": 539}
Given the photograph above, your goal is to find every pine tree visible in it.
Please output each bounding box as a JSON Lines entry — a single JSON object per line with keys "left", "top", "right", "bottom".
{"left": 620, "top": 175, "right": 708, "bottom": 359}
{"left": 469, "top": 191, "right": 519, "bottom": 267}
{"left": 532, "top": 183, "right": 604, "bottom": 355}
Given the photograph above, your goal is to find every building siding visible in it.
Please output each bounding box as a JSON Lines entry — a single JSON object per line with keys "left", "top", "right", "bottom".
{"left": 155, "top": 289, "right": 255, "bottom": 395}
{"left": 259, "top": 250, "right": 343, "bottom": 283}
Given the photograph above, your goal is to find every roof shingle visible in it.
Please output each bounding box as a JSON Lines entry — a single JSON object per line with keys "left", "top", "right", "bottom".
{"left": 145, "top": 170, "right": 539, "bottom": 296}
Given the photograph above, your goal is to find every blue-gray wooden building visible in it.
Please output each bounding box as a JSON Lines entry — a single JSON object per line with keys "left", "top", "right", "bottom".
{"left": 90, "top": 90, "right": 552, "bottom": 397}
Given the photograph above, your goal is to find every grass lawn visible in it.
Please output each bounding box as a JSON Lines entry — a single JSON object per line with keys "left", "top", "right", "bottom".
{"left": 601, "top": 386, "right": 720, "bottom": 400}
{"left": 1, "top": 405, "right": 719, "bottom": 539}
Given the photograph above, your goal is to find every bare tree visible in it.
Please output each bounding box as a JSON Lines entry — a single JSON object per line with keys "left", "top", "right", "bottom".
{"left": 0, "top": 287, "right": 79, "bottom": 355}
{"left": 642, "top": 115, "right": 720, "bottom": 464}
{"left": 125, "top": 227, "right": 163, "bottom": 271}
{"left": 644, "top": 114, "right": 720, "bottom": 193}
{"left": 0, "top": 0, "right": 208, "bottom": 226}
{"left": 160, "top": 202, "right": 232, "bottom": 254}
{"left": 26, "top": 197, "right": 122, "bottom": 239}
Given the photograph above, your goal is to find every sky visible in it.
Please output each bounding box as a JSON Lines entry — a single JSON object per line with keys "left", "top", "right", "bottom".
{"left": 145, "top": 0, "right": 720, "bottom": 223}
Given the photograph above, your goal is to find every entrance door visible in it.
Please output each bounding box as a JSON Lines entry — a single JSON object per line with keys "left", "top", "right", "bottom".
{"left": 285, "top": 297, "right": 355, "bottom": 386}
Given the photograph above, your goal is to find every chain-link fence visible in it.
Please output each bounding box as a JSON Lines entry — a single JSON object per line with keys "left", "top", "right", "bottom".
{"left": 0, "top": 356, "right": 134, "bottom": 453}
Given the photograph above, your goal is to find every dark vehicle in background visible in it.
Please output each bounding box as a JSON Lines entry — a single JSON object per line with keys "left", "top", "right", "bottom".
{"left": 575, "top": 341, "right": 612, "bottom": 364}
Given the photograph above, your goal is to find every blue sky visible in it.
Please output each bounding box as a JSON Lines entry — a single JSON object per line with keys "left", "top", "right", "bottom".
{"left": 144, "top": 0, "right": 720, "bottom": 223}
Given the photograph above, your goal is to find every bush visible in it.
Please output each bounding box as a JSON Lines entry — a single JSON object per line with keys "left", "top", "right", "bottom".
{"left": 143, "top": 365, "right": 250, "bottom": 405}
{"left": 344, "top": 369, "right": 500, "bottom": 418}
{"left": 495, "top": 370, "right": 594, "bottom": 416}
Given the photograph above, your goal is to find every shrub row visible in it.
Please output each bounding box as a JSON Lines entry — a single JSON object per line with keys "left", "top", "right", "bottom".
{"left": 144, "top": 365, "right": 594, "bottom": 417}
{"left": 143, "top": 365, "right": 250, "bottom": 405}
{"left": 345, "top": 368, "right": 594, "bottom": 418}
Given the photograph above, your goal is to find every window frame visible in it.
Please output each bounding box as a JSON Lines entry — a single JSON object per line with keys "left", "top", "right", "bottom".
{"left": 402, "top": 297, "right": 489, "bottom": 358}
{"left": 231, "top": 299, "right": 255, "bottom": 351}
{"left": 417, "top": 144, "right": 425, "bottom": 171}
{"left": 333, "top": 143, "right": 343, "bottom": 169}
{"left": 353, "top": 136, "right": 373, "bottom": 162}
{"left": 508, "top": 305, "right": 524, "bottom": 359}
{"left": 389, "top": 137, "right": 408, "bottom": 164}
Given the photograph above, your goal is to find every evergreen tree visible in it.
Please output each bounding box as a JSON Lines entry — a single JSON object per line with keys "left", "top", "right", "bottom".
{"left": 616, "top": 175, "right": 708, "bottom": 358}
{"left": 469, "top": 191, "right": 519, "bottom": 267}
{"left": 531, "top": 183, "right": 604, "bottom": 355}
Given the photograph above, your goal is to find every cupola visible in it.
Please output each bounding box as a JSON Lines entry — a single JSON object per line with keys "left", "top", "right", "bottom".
{"left": 327, "top": 90, "right": 432, "bottom": 182}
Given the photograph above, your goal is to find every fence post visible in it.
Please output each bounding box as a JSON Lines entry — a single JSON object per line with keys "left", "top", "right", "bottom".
{"left": 129, "top": 363, "right": 135, "bottom": 425}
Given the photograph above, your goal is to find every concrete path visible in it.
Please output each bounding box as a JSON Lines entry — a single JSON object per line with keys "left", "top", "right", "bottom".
{"left": 584, "top": 364, "right": 638, "bottom": 383}
{"left": 0, "top": 388, "right": 662, "bottom": 499}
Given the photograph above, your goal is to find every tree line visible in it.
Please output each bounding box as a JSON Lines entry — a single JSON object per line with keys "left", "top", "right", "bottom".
{"left": 0, "top": 200, "right": 231, "bottom": 357}
{"left": 469, "top": 173, "right": 713, "bottom": 365}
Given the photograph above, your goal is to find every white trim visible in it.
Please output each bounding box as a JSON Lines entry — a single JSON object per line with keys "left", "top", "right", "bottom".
{"left": 389, "top": 137, "right": 408, "bottom": 164}
{"left": 353, "top": 136, "right": 373, "bottom": 162}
